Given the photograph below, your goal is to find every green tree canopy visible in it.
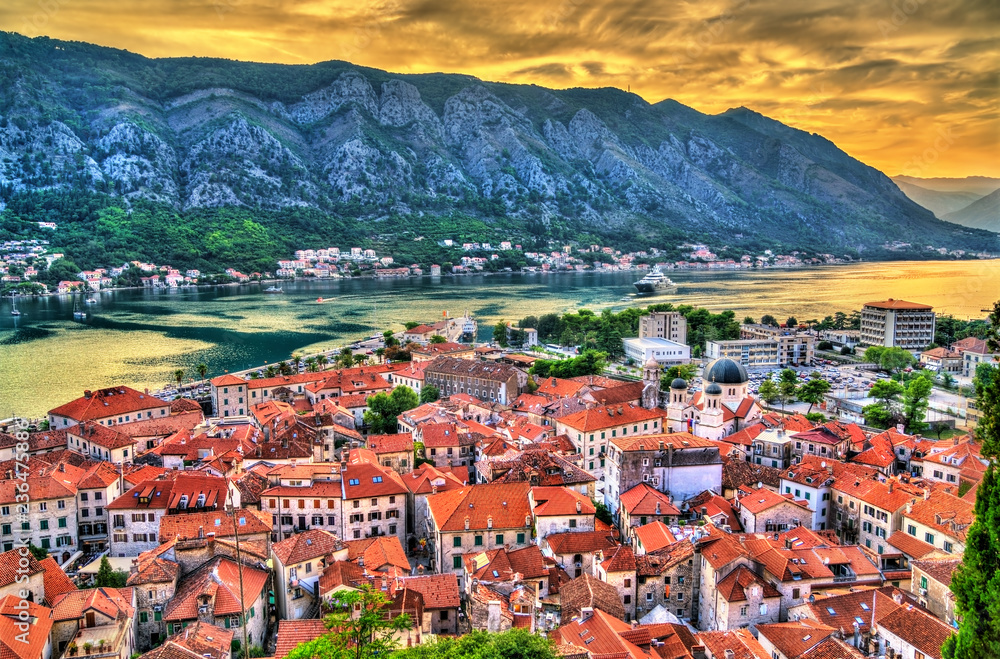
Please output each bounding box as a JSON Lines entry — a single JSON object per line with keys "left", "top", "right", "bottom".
{"left": 363, "top": 386, "right": 419, "bottom": 434}
{"left": 758, "top": 379, "right": 780, "bottom": 406}
{"left": 798, "top": 378, "right": 832, "bottom": 414}
{"left": 392, "top": 629, "right": 557, "bottom": 659}
{"left": 530, "top": 350, "right": 607, "bottom": 378}
{"left": 760, "top": 314, "right": 778, "bottom": 326}
{"left": 901, "top": 373, "right": 934, "bottom": 433}
{"left": 492, "top": 321, "right": 509, "bottom": 347}
{"left": 419, "top": 384, "right": 440, "bottom": 404}
{"left": 94, "top": 556, "right": 129, "bottom": 588}
{"left": 429, "top": 335, "right": 447, "bottom": 344}
{"left": 286, "top": 586, "right": 410, "bottom": 659}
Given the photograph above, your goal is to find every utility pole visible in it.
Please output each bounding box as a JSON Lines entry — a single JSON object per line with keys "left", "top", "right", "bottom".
{"left": 227, "top": 487, "right": 251, "bottom": 658}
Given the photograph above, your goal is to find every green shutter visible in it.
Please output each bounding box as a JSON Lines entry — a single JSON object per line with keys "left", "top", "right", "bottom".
{"left": 224, "top": 618, "right": 230, "bottom": 629}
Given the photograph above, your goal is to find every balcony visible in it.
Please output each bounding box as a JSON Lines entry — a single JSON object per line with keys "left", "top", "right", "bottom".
{"left": 832, "top": 575, "right": 857, "bottom": 583}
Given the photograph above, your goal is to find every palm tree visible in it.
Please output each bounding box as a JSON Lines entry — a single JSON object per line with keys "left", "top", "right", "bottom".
{"left": 264, "top": 365, "right": 277, "bottom": 378}
{"left": 173, "top": 369, "right": 184, "bottom": 387}
{"left": 316, "top": 354, "right": 328, "bottom": 370}
{"left": 196, "top": 363, "right": 208, "bottom": 381}
{"left": 278, "top": 361, "right": 292, "bottom": 376}
{"left": 305, "top": 356, "right": 317, "bottom": 372}
{"left": 353, "top": 354, "right": 368, "bottom": 366}
{"left": 291, "top": 354, "right": 302, "bottom": 371}
{"left": 375, "top": 347, "right": 385, "bottom": 364}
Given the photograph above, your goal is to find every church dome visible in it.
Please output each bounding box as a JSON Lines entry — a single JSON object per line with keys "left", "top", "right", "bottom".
{"left": 670, "top": 378, "right": 689, "bottom": 389}
{"left": 704, "top": 381, "right": 723, "bottom": 395}
{"left": 644, "top": 356, "right": 660, "bottom": 370}
{"left": 703, "top": 358, "right": 749, "bottom": 385}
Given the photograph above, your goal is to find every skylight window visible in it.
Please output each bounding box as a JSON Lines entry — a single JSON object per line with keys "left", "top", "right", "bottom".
{"left": 854, "top": 617, "right": 864, "bottom": 624}
{"left": 373, "top": 476, "right": 383, "bottom": 483}
{"left": 827, "top": 607, "right": 837, "bottom": 615}
{"left": 860, "top": 603, "right": 870, "bottom": 611}
{"left": 349, "top": 479, "right": 360, "bottom": 486}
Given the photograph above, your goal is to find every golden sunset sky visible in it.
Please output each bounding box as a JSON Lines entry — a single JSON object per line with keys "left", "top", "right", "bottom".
{"left": 3, "top": 0, "right": 997, "bottom": 177}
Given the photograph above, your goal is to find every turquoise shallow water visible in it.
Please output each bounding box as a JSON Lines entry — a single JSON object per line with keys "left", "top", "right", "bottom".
{"left": 1, "top": 260, "right": 997, "bottom": 418}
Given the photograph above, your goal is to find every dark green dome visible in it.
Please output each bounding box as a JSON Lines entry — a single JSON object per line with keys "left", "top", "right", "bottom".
{"left": 705, "top": 382, "right": 723, "bottom": 395}
{"left": 704, "top": 358, "right": 749, "bottom": 385}
{"left": 670, "top": 378, "right": 689, "bottom": 389}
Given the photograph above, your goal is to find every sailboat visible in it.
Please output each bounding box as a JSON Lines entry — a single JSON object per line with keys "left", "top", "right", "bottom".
{"left": 73, "top": 298, "right": 86, "bottom": 320}
{"left": 10, "top": 294, "right": 21, "bottom": 316}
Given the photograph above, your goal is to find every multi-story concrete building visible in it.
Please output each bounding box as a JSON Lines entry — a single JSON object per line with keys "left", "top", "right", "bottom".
{"left": 423, "top": 357, "right": 520, "bottom": 405}
{"left": 426, "top": 482, "right": 534, "bottom": 589}
{"left": 623, "top": 337, "right": 691, "bottom": 365}
{"left": 707, "top": 331, "right": 815, "bottom": 369}
{"left": 126, "top": 550, "right": 180, "bottom": 650}
{"left": 859, "top": 299, "right": 935, "bottom": 350}
{"left": 0, "top": 460, "right": 80, "bottom": 560}
{"left": 48, "top": 386, "right": 171, "bottom": 429}
{"left": 901, "top": 489, "right": 973, "bottom": 555}
{"left": 271, "top": 529, "right": 348, "bottom": 620}
{"left": 605, "top": 432, "right": 722, "bottom": 516}
{"left": 555, "top": 403, "right": 667, "bottom": 480}
{"left": 260, "top": 463, "right": 343, "bottom": 542}
{"left": 740, "top": 324, "right": 816, "bottom": 365}
{"left": 733, "top": 487, "right": 813, "bottom": 533}
{"left": 77, "top": 462, "right": 123, "bottom": 554}
{"left": 340, "top": 450, "right": 408, "bottom": 544}
{"left": 208, "top": 375, "right": 249, "bottom": 418}
{"left": 639, "top": 311, "right": 687, "bottom": 344}
{"left": 108, "top": 474, "right": 235, "bottom": 557}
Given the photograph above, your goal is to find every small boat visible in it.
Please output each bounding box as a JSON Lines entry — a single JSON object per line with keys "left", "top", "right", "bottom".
{"left": 84, "top": 297, "right": 98, "bottom": 304}
{"left": 633, "top": 266, "right": 677, "bottom": 294}
{"left": 10, "top": 295, "right": 21, "bottom": 316}
{"left": 73, "top": 300, "right": 86, "bottom": 320}
{"left": 317, "top": 297, "right": 335, "bottom": 303}
{"left": 264, "top": 286, "right": 283, "bottom": 294}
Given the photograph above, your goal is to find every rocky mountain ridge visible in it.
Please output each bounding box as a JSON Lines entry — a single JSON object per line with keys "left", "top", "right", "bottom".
{"left": 0, "top": 32, "right": 995, "bottom": 256}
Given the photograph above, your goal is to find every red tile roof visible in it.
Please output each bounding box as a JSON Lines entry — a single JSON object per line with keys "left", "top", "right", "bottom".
{"left": 612, "top": 431, "right": 717, "bottom": 452}
{"left": 755, "top": 619, "right": 835, "bottom": 659}
{"left": 210, "top": 375, "right": 246, "bottom": 387}
{"left": 343, "top": 537, "right": 410, "bottom": 574}
{"left": 798, "top": 637, "right": 864, "bottom": 659}
{"left": 633, "top": 521, "right": 676, "bottom": 553}
{"left": 165, "top": 558, "right": 268, "bottom": 621}
{"left": 716, "top": 565, "right": 782, "bottom": 602}
{"left": 696, "top": 629, "right": 771, "bottom": 659}
{"left": 38, "top": 557, "right": 76, "bottom": 604}
{"left": 342, "top": 460, "right": 408, "bottom": 498}
{"left": 49, "top": 387, "right": 169, "bottom": 422}
{"left": 558, "top": 576, "right": 626, "bottom": 621}
{"left": 272, "top": 530, "right": 344, "bottom": 565}
{"left": 151, "top": 621, "right": 234, "bottom": 659}
{"left": 158, "top": 509, "right": 271, "bottom": 543}
{"left": 107, "top": 474, "right": 228, "bottom": 510}
{"left": 904, "top": 489, "right": 974, "bottom": 542}
{"left": 427, "top": 483, "right": 533, "bottom": 532}
{"left": 399, "top": 573, "right": 460, "bottom": 609}
{"left": 0, "top": 550, "right": 43, "bottom": 588}
{"left": 558, "top": 403, "right": 665, "bottom": 433}
{"left": 736, "top": 487, "right": 811, "bottom": 515}
{"left": 696, "top": 525, "right": 750, "bottom": 570}
{"left": 544, "top": 530, "right": 619, "bottom": 555}
{"left": 531, "top": 486, "right": 595, "bottom": 517}
{"left": 0, "top": 595, "right": 53, "bottom": 659}
{"left": 50, "top": 587, "right": 134, "bottom": 622}
{"left": 402, "top": 463, "right": 467, "bottom": 495}
{"left": 464, "top": 545, "right": 548, "bottom": 582}
{"left": 367, "top": 433, "right": 414, "bottom": 454}
{"left": 601, "top": 544, "right": 636, "bottom": 573}
{"left": 619, "top": 483, "right": 681, "bottom": 516}
{"left": 864, "top": 299, "right": 933, "bottom": 310}
{"left": 534, "top": 377, "right": 587, "bottom": 399}
{"left": 274, "top": 620, "right": 328, "bottom": 659}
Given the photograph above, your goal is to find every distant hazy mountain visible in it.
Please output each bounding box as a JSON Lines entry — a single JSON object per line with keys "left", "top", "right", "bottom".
{"left": 892, "top": 179, "right": 987, "bottom": 218}
{"left": 892, "top": 176, "right": 1000, "bottom": 196}
{"left": 942, "top": 189, "right": 1000, "bottom": 233}
{"left": 0, "top": 31, "right": 996, "bottom": 271}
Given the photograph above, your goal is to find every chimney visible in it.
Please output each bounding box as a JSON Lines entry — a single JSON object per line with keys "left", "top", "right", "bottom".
{"left": 953, "top": 437, "right": 959, "bottom": 446}
{"left": 576, "top": 500, "right": 582, "bottom": 513}
{"left": 487, "top": 600, "right": 503, "bottom": 633}
{"left": 725, "top": 651, "right": 735, "bottom": 659}
{"left": 655, "top": 502, "right": 661, "bottom": 515}
{"left": 59, "top": 463, "right": 65, "bottom": 472}
{"left": 691, "top": 645, "right": 707, "bottom": 659}
{"left": 924, "top": 488, "right": 931, "bottom": 500}
{"left": 888, "top": 481, "right": 894, "bottom": 493}
{"left": 580, "top": 607, "right": 594, "bottom": 622}
{"left": 84, "top": 390, "right": 92, "bottom": 398}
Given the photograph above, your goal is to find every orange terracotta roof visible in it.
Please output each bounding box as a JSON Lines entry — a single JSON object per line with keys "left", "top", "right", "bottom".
{"left": 210, "top": 375, "right": 246, "bottom": 387}
{"left": 601, "top": 544, "right": 636, "bottom": 573}
{"left": 272, "top": 530, "right": 344, "bottom": 565}
{"left": 696, "top": 525, "right": 749, "bottom": 570}
{"left": 38, "top": 557, "right": 76, "bottom": 604}
{"left": 716, "top": 565, "right": 782, "bottom": 602}
{"left": 0, "top": 595, "right": 53, "bottom": 659}
{"left": 107, "top": 474, "right": 228, "bottom": 510}
{"left": 864, "top": 299, "right": 933, "bottom": 310}
{"left": 544, "top": 531, "right": 619, "bottom": 555}
{"left": 558, "top": 576, "right": 626, "bottom": 622}
{"left": 274, "top": 620, "right": 328, "bottom": 659}
{"left": 427, "top": 483, "right": 532, "bottom": 532}
{"left": 399, "top": 573, "right": 460, "bottom": 609}
{"left": 158, "top": 509, "right": 271, "bottom": 543}
{"left": 342, "top": 461, "right": 408, "bottom": 498}
{"left": 51, "top": 587, "right": 134, "bottom": 622}
{"left": 696, "top": 629, "right": 771, "bottom": 659}
{"left": 402, "top": 463, "right": 467, "bottom": 495}
{"left": 619, "top": 483, "right": 681, "bottom": 516}
{"left": 903, "top": 490, "right": 974, "bottom": 542}
{"left": 344, "top": 537, "right": 410, "bottom": 574}
{"left": 165, "top": 558, "right": 268, "bottom": 621}
{"left": 49, "top": 386, "right": 168, "bottom": 421}
{"left": 558, "top": 403, "right": 665, "bottom": 433}
{"left": 612, "top": 431, "right": 717, "bottom": 452}
{"left": 755, "top": 619, "right": 834, "bottom": 659}
{"left": 151, "top": 621, "right": 234, "bottom": 659}
{"left": 633, "top": 521, "right": 676, "bottom": 553}
{"left": 534, "top": 377, "right": 587, "bottom": 399}
{"left": 737, "top": 487, "right": 811, "bottom": 515}
{"left": 367, "top": 433, "right": 413, "bottom": 454}
{"left": 531, "top": 486, "right": 595, "bottom": 517}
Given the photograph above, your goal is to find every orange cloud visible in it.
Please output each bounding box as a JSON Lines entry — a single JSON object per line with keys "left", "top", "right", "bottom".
{"left": 2, "top": 0, "right": 996, "bottom": 177}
